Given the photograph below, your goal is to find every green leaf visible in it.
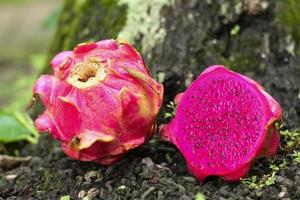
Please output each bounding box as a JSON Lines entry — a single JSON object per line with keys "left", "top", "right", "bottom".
{"left": 265, "top": 173, "right": 276, "bottom": 186}
{"left": 251, "top": 175, "right": 257, "bottom": 182}
{"left": 60, "top": 195, "right": 70, "bottom": 200}
{"left": 195, "top": 193, "right": 206, "bottom": 200}
{"left": 164, "top": 113, "right": 173, "bottom": 119}
{"left": 0, "top": 110, "right": 39, "bottom": 144}
{"left": 230, "top": 25, "right": 240, "bottom": 36}
{"left": 292, "top": 151, "right": 300, "bottom": 163}
{"left": 270, "top": 164, "right": 279, "bottom": 171}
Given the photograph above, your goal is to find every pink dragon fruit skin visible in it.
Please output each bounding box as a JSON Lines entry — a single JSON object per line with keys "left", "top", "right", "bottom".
{"left": 161, "top": 65, "right": 282, "bottom": 182}
{"left": 33, "top": 39, "right": 163, "bottom": 165}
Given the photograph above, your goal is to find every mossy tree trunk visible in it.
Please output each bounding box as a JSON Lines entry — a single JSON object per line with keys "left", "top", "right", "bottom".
{"left": 38, "top": 0, "right": 300, "bottom": 128}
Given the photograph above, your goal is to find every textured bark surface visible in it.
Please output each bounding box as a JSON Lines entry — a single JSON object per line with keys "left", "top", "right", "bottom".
{"left": 42, "top": 0, "right": 300, "bottom": 128}
{"left": 3, "top": 0, "right": 299, "bottom": 199}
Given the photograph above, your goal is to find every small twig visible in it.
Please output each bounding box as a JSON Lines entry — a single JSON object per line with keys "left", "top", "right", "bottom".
{"left": 0, "top": 155, "right": 31, "bottom": 170}
{"left": 105, "top": 180, "right": 114, "bottom": 193}
{"left": 141, "top": 186, "right": 156, "bottom": 200}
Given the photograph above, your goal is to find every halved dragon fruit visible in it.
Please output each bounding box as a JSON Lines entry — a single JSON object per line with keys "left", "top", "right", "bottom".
{"left": 161, "top": 65, "right": 282, "bottom": 182}
{"left": 32, "top": 39, "right": 163, "bottom": 165}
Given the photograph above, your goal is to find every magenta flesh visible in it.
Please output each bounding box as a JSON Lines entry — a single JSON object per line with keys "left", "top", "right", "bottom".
{"left": 161, "top": 65, "right": 282, "bottom": 182}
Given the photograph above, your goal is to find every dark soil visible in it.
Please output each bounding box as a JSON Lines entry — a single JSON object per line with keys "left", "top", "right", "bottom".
{"left": 1, "top": 0, "right": 300, "bottom": 200}
{"left": 1, "top": 134, "right": 300, "bottom": 200}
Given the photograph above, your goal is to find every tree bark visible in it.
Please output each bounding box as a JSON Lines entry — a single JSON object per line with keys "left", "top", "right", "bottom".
{"left": 38, "top": 0, "right": 300, "bottom": 128}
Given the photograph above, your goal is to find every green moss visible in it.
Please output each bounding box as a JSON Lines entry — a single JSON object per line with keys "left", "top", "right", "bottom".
{"left": 280, "top": 129, "right": 300, "bottom": 150}
{"left": 221, "top": 33, "right": 265, "bottom": 73}
{"left": 35, "top": 169, "right": 65, "bottom": 192}
{"left": 61, "top": 0, "right": 87, "bottom": 50}
{"left": 117, "top": 0, "right": 173, "bottom": 53}
{"left": 12, "top": 168, "right": 66, "bottom": 193}
{"left": 0, "top": 176, "right": 4, "bottom": 188}
{"left": 293, "top": 151, "right": 300, "bottom": 164}
{"left": 222, "top": 53, "right": 261, "bottom": 73}
{"left": 241, "top": 160, "right": 287, "bottom": 189}
{"left": 45, "top": 0, "right": 127, "bottom": 73}
{"left": 219, "top": 0, "right": 242, "bottom": 23}
{"left": 15, "top": 176, "right": 26, "bottom": 188}
{"left": 278, "top": 0, "right": 300, "bottom": 44}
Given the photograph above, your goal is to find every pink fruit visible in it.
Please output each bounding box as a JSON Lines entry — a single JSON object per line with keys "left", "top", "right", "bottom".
{"left": 33, "top": 39, "right": 163, "bottom": 165}
{"left": 161, "top": 65, "right": 282, "bottom": 182}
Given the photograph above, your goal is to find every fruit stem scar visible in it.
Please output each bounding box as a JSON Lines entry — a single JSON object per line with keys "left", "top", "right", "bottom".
{"left": 67, "top": 57, "right": 106, "bottom": 89}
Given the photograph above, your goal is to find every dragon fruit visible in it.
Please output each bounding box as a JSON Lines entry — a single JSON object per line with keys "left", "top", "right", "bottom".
{"left": 32, "top": 39, "right": 163, "bottom": 165}
{"left": 161, "top": 65, "right": 282, "bottom": 182}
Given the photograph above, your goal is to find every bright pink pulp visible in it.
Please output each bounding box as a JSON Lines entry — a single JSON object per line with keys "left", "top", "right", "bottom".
{"left": 161, "top": 65, "right": 282, "bottom": 182}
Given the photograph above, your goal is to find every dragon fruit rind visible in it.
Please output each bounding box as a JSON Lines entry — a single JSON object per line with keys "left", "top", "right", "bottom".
{"left": 161, "top": 65, "right": 282, "bottom": 182}
{"left": 33, "top": 39, "right": 163, "bottom": 165}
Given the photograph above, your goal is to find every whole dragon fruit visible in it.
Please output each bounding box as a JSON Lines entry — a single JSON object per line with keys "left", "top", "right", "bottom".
{"left": 33, "top": 39, "right": 163, "bottom": 165}
{"left": 161, "top": 65, "right": 282, "bottom": 182}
